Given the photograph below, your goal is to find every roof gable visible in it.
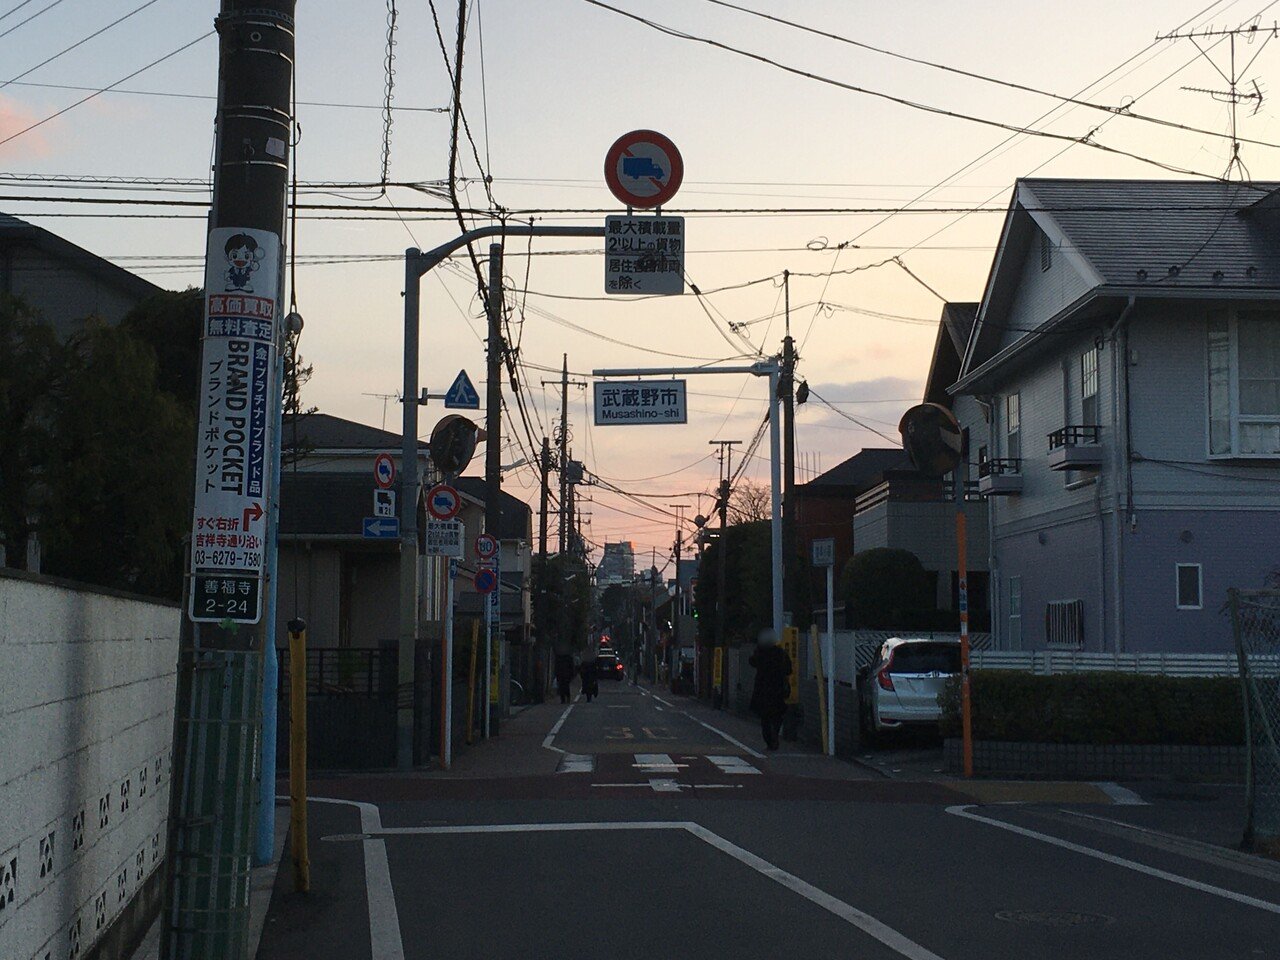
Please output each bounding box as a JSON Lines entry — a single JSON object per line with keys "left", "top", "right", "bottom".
{"left": 0, "top": 213, "right": 163, "bottom": 302}
{"left": 923, "top": 302, "right": 977, "bottom": 405}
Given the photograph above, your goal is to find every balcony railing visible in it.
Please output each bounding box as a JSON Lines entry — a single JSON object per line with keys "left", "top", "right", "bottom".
{"left": 942, "top": 478, "right": 985, "bottom": 502}
{"left": 977, "top": 458, "right": 1023, "bottom": 495}
{"left": 1047, "top": 425, "right": 1103, "bottom": 471}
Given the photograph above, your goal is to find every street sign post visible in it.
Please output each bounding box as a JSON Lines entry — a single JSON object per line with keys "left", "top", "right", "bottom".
{"left": 444, "top": 369, "right": 481, "bottom": 409}
{"left": 593, "top": 379, "right": 688, "bottom": 425}
{"left": 605, "top": 214, "right": 685, "bottom": 295}
{"left": 373, "top": 452, "right": 396, "bottom": 490}
{"left": 811, "top": 538, "right": 836, "bottom": 757}
{"left": 426, "top": 483, "right": 461, "bottom": 521}
{"left": 604, "top": 129, "right": 684, "bottom": 208}
{"left": 424, "top": 519, "right": 464, "bottom": 557}
{"left": 363, "top": 517, "right": 400, "bottom": 539}
{"left": 189, "top": 226, "right": 282, "bottom": 626}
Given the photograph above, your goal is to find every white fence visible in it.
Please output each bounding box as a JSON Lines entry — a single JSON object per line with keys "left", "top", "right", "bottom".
{"left": 970, "top": 649, "right": 1245, "bottom": 677}
{"left": 0, "top": 570, "right": 180, "bottom": 960}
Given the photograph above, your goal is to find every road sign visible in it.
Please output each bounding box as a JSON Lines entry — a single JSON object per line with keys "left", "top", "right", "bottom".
{"left": 475, "top": 533, "right": 499, "bottom": 560}
{"left": 424, "top": 519, "right": 464, "bottom": 557}
{"left": 811, "top": 538, "right": 835, "bottom": 568}
{"left": 363, "top": 517, "right": 400, "bottom": 538}
{"left": 604, "top": 129, "right": 683, "bottom": 208}
{"left": 374, "top": 488, "right": 396, "bottom": 518}
{"left": 444, "top": 369, "right": 480, "bottom": 409}
{"left": 594, "top": 379, "right": 687, "bottom": 426}
{"left": 188, "top": 226, "right": 281, "bottom": 625}
{"left": 474, "top": 566, "right": 498, "bottom": 594}
{"left": 373, "top": 452, "right": 396, "bottom": 489}
{"left": 605, "top": 214, "right": 685, "bottom": 295}
{"left": 427, "top": 483, "right": 461, "bottom": 521}
{"left": 429, "top": 415, "right": 479, "bottom": 478}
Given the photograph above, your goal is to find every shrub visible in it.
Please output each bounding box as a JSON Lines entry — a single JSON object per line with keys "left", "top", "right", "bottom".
{"left": 839, "top": 548, "right": 935, "bottom": 629}
{"left": 939, "top": 670, "right": 1243, "bottom": 746}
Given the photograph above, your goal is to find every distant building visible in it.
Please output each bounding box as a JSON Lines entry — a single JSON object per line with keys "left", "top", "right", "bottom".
{"left": 596, "top": 541, "right": 636, "bottom": 586}
{"left": 1, "top": 213, "right": 162, "bottom": 337}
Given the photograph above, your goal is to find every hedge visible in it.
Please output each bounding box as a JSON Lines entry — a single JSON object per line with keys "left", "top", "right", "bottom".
{"left": 939, "top": 670, "right": 1244, "bottom": 746}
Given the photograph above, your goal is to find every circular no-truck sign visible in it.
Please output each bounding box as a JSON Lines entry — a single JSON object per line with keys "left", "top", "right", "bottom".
{"left": 474, "top": 567, "right": 498, "bottom": 594}
{"left": 475, "top": 533, "right": 499, "bottom": 560}
{"left": 373, "top": 452, "right": 396, "bottom": 489}
{"left": 426, "top": 483, "right": 461, "bottom": 521}
{"left": 604, "top": 129, "right": 683, "bottom": 209}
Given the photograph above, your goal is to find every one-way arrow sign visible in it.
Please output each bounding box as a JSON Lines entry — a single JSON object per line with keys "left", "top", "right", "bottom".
{"left": 362, "top": 517, "right": 400, "bottom": 538}
{"left": 444, "top": 369, "right": 480, "bottom": 409}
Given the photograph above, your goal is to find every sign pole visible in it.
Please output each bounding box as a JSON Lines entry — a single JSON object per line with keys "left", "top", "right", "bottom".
{"left": 826, "top": 562, "right": 835, "bottom": 757}
{"left": 484, "top": 592, "right": 492, "bottom": 740}
{"left": 768, "top": 365, "right": 784, "bottom": 641}
{"left": 443, "top": 566, "right": 455, "bottom": 768}
{"left": 957, "top": 511, "right": 974, "bottom": 777}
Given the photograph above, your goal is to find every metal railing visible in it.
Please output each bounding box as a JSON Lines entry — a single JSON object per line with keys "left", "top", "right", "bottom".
{"left": 978, "top": 457, "right": 1022, "bottom": 478}
{"left": 1229, "top": 589, "right": 1280, "bottom": 855}
{"left": 1048, "top": 424, "right": 1102, "bottom": 450}
{"left": 277, "top": 646, "right": 394, "bottom": 697}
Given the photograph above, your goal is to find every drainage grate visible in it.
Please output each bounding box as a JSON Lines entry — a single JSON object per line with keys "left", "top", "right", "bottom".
{"left": 996, "top": 910, "right": 1116, "bottom": 928}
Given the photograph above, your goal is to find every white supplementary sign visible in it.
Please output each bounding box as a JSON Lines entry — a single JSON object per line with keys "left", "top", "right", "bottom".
{"left": 811, "top": 538, "right": 835, "bottom": 568}
{"left": 604, "top": 215, "right": 685, "bottom": 295}
{"left": 424, "top": 520, "right": 464, "bottom": 557}
{"left": 374, "top": 489, "right": 396, "bottom": 518}
{"left": 594, "top": 380, "right": 687, "bottom": 426}
{"left": 189, "top": 226, "right": 281, "bottom": 625}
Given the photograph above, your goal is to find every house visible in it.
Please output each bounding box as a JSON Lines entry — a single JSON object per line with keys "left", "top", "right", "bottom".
{"left": 952, "top": 178, "right": 1280, "bottom": 653}
{"left": 453, "top": 476, "right": 534, "bottom": 644}
{"left": 1, "top": 213, "right": 162, "bottom": 336}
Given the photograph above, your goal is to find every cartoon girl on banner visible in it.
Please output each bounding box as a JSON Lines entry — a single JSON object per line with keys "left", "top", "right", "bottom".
{"left": 223, "top": 233, "right": 263, "bottom": 292}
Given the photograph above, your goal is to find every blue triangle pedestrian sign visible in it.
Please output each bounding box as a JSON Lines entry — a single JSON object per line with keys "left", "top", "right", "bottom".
{"left": 444, "top": 369, "right": 480, "bottom": 409}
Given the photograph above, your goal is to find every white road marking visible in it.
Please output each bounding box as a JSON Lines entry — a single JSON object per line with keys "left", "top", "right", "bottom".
{"left": 557, "top": 753, "right": 595, "bottom": 773}
{"left": 649, "top": 778, "right": 682, "bottom": 792}
{"left": 946, "top": 805, "right": 1280, "bottom": 916}
{"left": 682, "top": 713, "right": 766, "bottom": 760}
{"left": 633, "top": 753, "right": 684, "bottom": 773}
{"left": 310, "top": 798, "right": 405, "bottom": 960}
{"left": 358, "top": 819, "right": 946, "bottom": 958}
{"left": 653, "top": 695, "right": 676, "bottom": 707}
{"left": 541, "top": 695, "right": 580, "bottom": 754}
{"left": 1095, "top": 782, "right": 1148, "bottom": 805}
{"left": 709, "top": 755, "right": 762, "bottom": 775}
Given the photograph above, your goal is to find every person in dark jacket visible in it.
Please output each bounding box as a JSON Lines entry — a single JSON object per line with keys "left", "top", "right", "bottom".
{"left": 579, "top": 645, "right": 600, "bottom": 702}
{"left": 554, "top": 653, "right": 576, "bottom": 704}
{"left": 749, "top": 630, "right": 792, "bottom": 750}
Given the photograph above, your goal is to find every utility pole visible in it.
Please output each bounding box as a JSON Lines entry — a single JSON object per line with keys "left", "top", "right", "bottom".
{"left": 668, "top": 503, "right": 691, "bottom": 688}
{"left": 709, "top": 439, "right": 740, "bottom": 708}
{"left": 558, "top": 356, "right": 570, "bottom": 555}
{"left": 165, "top": 4, "right": 294, "bottom": 958}
{"left": 536, "top": 436, "right": 550, "bottom": 697}
{"left": 781, "top": 269, "right": 797, "bottom": 628}
{"left": 484, "top": 243, "right": 503, "bottom": 737}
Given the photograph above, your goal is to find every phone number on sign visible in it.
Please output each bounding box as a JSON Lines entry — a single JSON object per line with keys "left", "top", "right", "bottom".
{"left": 193, "top": 550, "right": 262, "bottom": 567}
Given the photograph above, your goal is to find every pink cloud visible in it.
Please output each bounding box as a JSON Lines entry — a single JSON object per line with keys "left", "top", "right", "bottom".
{"left": 0, "top": 95, "right": 50, "bottom": 158}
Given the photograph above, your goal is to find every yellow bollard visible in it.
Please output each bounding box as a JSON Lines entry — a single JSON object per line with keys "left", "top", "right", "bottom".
{"left": 465, "top": 620, "right": 480, "bottom": 745}
{"left": 287, "top": 619, "right": 310, "bottom": 893}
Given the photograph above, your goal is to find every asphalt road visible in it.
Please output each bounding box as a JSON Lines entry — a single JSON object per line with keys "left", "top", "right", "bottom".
{"left": 257, "top": 683, "right": 1280, "bottom": 960}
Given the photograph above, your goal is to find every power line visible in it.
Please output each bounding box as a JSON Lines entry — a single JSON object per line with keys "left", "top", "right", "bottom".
{"left": 0, "top": 78, "right": 448, "bottom": 111}
{"left": 0, "top": 0, "right": 67, "bottom": 40}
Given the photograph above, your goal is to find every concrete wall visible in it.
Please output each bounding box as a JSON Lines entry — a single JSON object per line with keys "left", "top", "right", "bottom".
{"left": 0, "top": 570, "right": 179, "bottom": 960}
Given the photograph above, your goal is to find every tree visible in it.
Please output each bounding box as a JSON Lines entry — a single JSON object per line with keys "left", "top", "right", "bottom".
{"left": 727, "top": 480, "right": 771, "bottom": 524}
{"left": 532, "top": 554, "right": 592, "bottom": 654}
{"left": 839, "top": 548, "right": 936, "bottom": 630}
{"left": 0, "top": 295, "right": 62, "bottom": 566}
{"left": 693, "top": 520, "right": 812, "bottom": 644}
{"left": 119, "top": 288, "right": 202, "bottom": 417}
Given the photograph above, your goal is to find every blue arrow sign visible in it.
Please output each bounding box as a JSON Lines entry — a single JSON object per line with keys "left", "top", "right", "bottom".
{"left": 444, "top": 369, "right": 480, "bottom": 409}
{"left": 363, "top": 517, "right": 400, "bottom": 538}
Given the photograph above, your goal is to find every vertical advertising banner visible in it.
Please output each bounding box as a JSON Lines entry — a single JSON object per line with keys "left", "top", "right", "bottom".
{"left": 189, "top": 227, "right": 282, "bottom": 624}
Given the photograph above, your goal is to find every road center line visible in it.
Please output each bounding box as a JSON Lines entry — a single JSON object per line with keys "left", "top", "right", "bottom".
{"left": 946, "top": 804, "right": 1280, "bottom": 916}
{"left": 361, "top": 820, "right": 946, "bottom": 959}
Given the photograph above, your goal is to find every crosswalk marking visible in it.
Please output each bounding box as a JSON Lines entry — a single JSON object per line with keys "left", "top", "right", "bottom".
{"left": 709, "top": 755, "right": 762, "bottom": 775}
{"left": 632, "top": 753, "right": 684, "bottom": 773}
{"left": 557, "top": 753, "right": 594, "bottom": 773}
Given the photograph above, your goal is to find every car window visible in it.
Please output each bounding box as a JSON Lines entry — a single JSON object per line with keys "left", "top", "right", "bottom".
{"left": 889, "top": 643, "right": 961, "bottom": 674}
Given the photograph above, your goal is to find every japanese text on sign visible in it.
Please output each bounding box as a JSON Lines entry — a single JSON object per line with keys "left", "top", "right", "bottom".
{"left": 593, "top": 379, "right": 687, "bottom": 426}
{"left": 424, "top": 520, "right": 464, "bottom": 557}
{"left": 189, "top": 227, "right": 281, "bottom": 625}
{"left": 604, "top": 215, "right": 685, "bottom": 295}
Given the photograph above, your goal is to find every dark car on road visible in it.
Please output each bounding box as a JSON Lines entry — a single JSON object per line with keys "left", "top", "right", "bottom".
{"left": 597, "top": 651, "right": 624, "bottom": 680}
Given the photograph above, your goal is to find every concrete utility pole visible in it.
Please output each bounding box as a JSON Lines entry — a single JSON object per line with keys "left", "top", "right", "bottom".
{"left": 668, "top": 503, "right": 691, "bottom": 687}
{"left": 709, "top": 439, "right": 739, "bottom": 708}
{"left": 165, "top": 4, "right": 294, "bottom": 958}
{"left": 781, "top": 270, "right": 797, "bottom": 626}
{"left": 484, "top": 244, "right": 503, "bottom": 736}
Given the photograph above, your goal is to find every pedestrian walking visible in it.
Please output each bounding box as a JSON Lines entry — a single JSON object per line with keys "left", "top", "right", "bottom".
{"left": 554, "top": 653, "right": 575, "bottom": 705}
{"left": 749, "top": 630, "right": 791, "bottom": 750}
{"left": 580, "top": 643, "right": 599, "bottom": 702}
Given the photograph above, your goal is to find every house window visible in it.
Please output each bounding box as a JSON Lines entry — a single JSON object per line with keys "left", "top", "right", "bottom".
{"left": 1081, "top": 346, "right": 1099, "bottom": 425}
{"left": 1005, "top": 393, "right": 1021, "bottom": 460}
{"left": 1207, "top": 309, "right": 1280, "bottom": 457}
{"left": 1008, "top": 576, "right": 1022, "bottom": 649}
{"left": 1176, "top": 564, "right": 1203, "bottom": 610}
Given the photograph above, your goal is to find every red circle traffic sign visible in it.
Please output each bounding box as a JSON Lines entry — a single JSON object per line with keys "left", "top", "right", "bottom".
{"left": 474, "top": 567, "right": 498, "bottom": 594}
{"left": 475, "top": 533, "right": 499, "bottom": 560}
{"left": 604, "top": 129, "right": 683, "bottom": 209}
{"left": 426, "top": 483, "right": 461, "bottom": 521}
{"left": 373, "top": 452, "right": 396, "bottom": 489}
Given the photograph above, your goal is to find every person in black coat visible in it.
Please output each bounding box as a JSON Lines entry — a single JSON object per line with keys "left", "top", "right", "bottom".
{"left": 554, "top": 653, "right": 576, "bottom": 704}
{"left": 749, "top": 631, "right": 792, "bottom": 750}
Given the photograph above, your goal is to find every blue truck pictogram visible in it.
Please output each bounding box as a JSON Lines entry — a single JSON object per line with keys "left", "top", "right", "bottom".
{"left": 622, "top": 156, "right": 664, "bottom": 180}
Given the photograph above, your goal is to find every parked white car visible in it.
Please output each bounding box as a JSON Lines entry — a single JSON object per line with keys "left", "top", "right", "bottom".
{"left": 859, "top": 637, "right": 961, "bottom": 740}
